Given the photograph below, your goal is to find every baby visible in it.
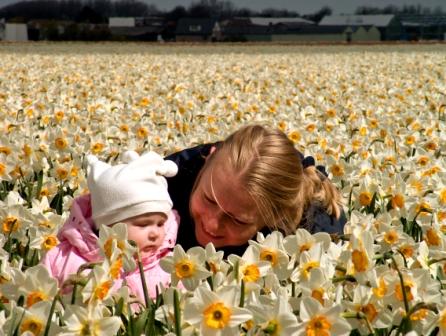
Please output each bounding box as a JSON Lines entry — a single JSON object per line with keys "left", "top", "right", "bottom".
{"left": 42, "top": 150, "right": 180, "bottom": 300}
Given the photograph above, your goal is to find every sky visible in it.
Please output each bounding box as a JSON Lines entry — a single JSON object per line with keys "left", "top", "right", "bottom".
{"left": 0, "top": 0, "right": 444, "bottom": 14}
{"left": 147, "top": 0, "right": 445, "bottom": 14}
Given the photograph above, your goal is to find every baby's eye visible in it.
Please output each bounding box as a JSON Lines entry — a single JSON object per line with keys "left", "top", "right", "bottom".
{"left": 157, "top": 221, "right": 165, "bottom": 227}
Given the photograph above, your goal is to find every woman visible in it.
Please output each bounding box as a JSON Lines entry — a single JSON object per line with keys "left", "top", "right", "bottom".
{"left": 166, "top": 124, "right": 345, "bottom": 256}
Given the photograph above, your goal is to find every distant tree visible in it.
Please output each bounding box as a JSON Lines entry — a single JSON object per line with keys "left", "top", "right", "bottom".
{"left": 76, "top": 5, "right": 104, "bottom": 23}
{"left": 303, "top": 6, "right": 332, "bottom": 23}
{"left": 234, "top": 7, "right": 255, "bottom": 17}
{"left": 259, "top": 8, "right": 299, "bottom": 17}
{"left": 112, "top": 0, "right": 152, "bottom": 17}
{"left": 166, "top": 5, "right": 187, "bottom": 21}
{"left": 188, "top": 2, "right": 212, "bottom": 17}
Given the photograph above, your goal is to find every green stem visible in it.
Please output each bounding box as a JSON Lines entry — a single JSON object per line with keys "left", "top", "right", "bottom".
{"left": 43, "top": 294, "right": 60, "bottom": 336}
{"left": 342, "top": 311, "right": 374, "bottom": 335}
{"left": 239, "top": 280, "right": 245, "bottom": 308}
{"left": 173, "top": 289, "right": 182, "bottom": 336}
{"left": 137, "top": 250, "right": 151, "bottom": 308}
{"left": 390, "top": 256, "right": 410, "bottom": 314}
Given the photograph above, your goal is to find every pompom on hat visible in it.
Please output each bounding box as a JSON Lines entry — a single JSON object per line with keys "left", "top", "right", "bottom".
{"left": 86, "top": 151, "right": 178, "bottom": 228}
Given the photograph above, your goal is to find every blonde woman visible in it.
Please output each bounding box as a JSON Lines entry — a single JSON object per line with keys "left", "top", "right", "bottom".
{"left": 166, "top": 124, "right": 345, "bottom": 256}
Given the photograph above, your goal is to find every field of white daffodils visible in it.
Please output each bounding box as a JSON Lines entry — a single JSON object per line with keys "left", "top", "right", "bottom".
{"left": 0, "top": 42, "right": 445, "bottom": 335}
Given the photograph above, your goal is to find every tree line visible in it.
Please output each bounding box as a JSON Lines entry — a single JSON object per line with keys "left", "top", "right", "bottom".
{"left": 0, "top": 0, "right": 444, "bottom": 24}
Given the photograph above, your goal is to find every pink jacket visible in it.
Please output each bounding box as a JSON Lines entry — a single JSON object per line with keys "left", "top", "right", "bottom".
{"left": 41, "top": 194, "right": 179, "bottom": 301}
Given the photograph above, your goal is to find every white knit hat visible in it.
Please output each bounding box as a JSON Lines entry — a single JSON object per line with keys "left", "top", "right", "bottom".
{"left": 86, "top": 151, "right": 178, "bottom": 228}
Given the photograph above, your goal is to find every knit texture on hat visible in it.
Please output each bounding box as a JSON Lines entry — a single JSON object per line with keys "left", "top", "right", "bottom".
{"left": 87, "top": 151, "right": 178, "bottom": 228}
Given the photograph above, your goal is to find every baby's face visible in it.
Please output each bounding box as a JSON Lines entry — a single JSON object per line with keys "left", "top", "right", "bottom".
{"left": 122, "top": 212, "right": 166, "bottom": 257}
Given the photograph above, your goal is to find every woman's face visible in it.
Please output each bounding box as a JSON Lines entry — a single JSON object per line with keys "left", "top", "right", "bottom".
{"left": 190, "top": 156, "right": 261, "bottom": 248}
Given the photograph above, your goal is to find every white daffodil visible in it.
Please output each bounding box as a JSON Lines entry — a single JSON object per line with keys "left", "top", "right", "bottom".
{"left": 290, "top": 243, "right": 332, "bottom": 283}
{"left": 15, "top": 265, "right": 59, "bottom": 308}
{"left": 97, "top": 222, "right": 137, "bottom": 272}
{"left": 183, "top": 285, "right": 252, "bottom": 336}
{"left": 60, "top": 304, "right": 121, "bottom": 336}
{"left": 296, "top": 297, "right": 351, "bottom": 336}
{"left": 81, "top": 265, "right": 115, "bottom": 304}
{"left": 6, "top": 301, "right": 60, "bottom": 336}
{"left": 283, "top": 228, "right": 331, "bottom": 265}
{"left": 344, "top": 284, "right": 393, "bottom": 333}
{"left": 160, "top": 245, "right": 212, "bottom": 291}
{"left": 249, "top": 290, "right": 299, "bottom": 335}
{"left": 249, "top": 231, "right": 290, "bottom": 280}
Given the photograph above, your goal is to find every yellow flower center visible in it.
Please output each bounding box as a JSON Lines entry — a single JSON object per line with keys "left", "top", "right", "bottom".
{"left": 110, "top": 258, "right": 123, "bottom": 280}
{"left": 42, "top": 235, "right": 58, "bottom": 250}
{"left": 405, "top": 135, "right": 416, "bottom": 145}
{"left": 103, "top": 238, "right": 125, "bottom": 259}
{"left": 399, "top": 244, "right": 414, "bottom": 258}
{"left": 330, "top": 164, "right": 344, "bottom": 177}
{"left": 54, "top": 111, "right": 64, "bottom": 122}
{"left": 20, "top": 317, "right": 44, "bottom": 335}
{"left": 0, "top": 146, "right": 11, "bottom": 155}
{"left": 94, "top": 280, "right": 112, "bottom": 300}
{"left": 352, "top": 249, "right": 368, "bottom": 273}
{"left": 203, "top": 302, "right": 232, "bottom": 329}
{"left": 359, "top": 192, "right": 373, "bottom": 207}
{"left": 410, "top": 308, "right": 429, "bottom": 321}
{"left": 264, "top": 319, "right": 281, "bottom": 336}
{"left": 360, "top": 303, "right": 378, "bottom": 322}
{"left": 384, "top": 230, "right": 399, "bottom": 245}
{"left": 311, "top": 288, "right": 324, "bottom": 305}
{"left": 425, "top": 228, "right": 441, "bottom": 247}
{"left": 288, "top": 131, "right": 301, "bottom": 143}
{"left": 416, "top": 156, "right": 429, "bottom": 166}
{"left": 0, "top": 163, "right": 5, "bottom": 176}
{"left": 299, "top": 242, "right": 313, "bottom": 253}
{"left": 440, "top": 309, "right": 446, "bottom": 329}
{"left": 22, "top": 144, "right": 32, "bottom": 157}
{"left": 56, "top": 167, "right": 68, "bottom": 180}
{"left": 54, "top": 137, "right": 68, "bottom": 150}
{"left": 27, "top": 291, "right": 47, "bottom": 307}
{"left": 2, "top": 216, "right": 20, "bottom": 233}
{"left": 302, "top": 261, "right": 320, "bottom": 279}
{"left": 395, "top": 280, "right": 414, "bottom": 302}
{"left": 306, "top": 315, "right": 331, "bottom": 336}
{"left": 242, "top": 264, "right": 260, "bottom": 283}
{"left": 391, "top": 194, "right": 405, "bottom": 209}
{"left": 91, "top": 142, "right": 105, "bottom": 154}
{"left": 416, "top": 201, "right": 431, "bottom": 217}
{"left": 136, "top": 127, "right": 149, "bottom": 139}
{"left": 373, "top": 277, "right": 387, "bottom": 298}
{"left": 175, "top": 259, "right": 195, "bottom": 279}
{"left": 120, "top": 124, "right": 129, "bottom": 132}
{"left": 260, "top": 249, "right": 278, "bottom": 266}
{"left": 439, "top": 189, "right": 446, "bottom": 206}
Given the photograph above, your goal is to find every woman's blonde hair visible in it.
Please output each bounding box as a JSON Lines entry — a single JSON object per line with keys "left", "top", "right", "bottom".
{"left": 209, "top": 124, "right": 342, "bottom": 234}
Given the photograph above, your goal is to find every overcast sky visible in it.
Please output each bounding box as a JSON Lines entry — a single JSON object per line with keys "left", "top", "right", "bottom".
{"left": 149, "top": 0, "right": 445, "bottom": 14}
{"left": 0, "top": 0, "right": 444, "bottom": 14}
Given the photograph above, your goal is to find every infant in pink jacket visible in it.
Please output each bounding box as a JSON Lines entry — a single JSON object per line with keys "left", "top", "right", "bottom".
{"left": 42, "top": 150, "right": 180, "bottom": 301}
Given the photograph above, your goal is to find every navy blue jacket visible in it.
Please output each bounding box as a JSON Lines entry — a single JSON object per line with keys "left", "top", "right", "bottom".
{"left": 166, "top": 143, "right": 346, "bottom": 256}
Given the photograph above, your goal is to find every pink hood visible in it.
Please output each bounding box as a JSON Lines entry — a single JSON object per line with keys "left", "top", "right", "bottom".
{"left": 42, "top": 194, "right": 179, "bottom": 299}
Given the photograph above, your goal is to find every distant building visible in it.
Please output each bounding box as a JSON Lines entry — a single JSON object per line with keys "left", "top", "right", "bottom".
{"left": 270, "top": 25, "right": 379, "bottom": 42}
{"left": 175, "top": 18, "right": 220, "bottom": 42}
{"left": 108, "top": 17, "right": 166, "bottom": 41}
{"left": 248, "top": 17, "right": 314, "bottom": 26}
{"left": 109, "top": 17, "right": 135, "bottom": 28}
{"left": 5, "top": 23, "right": 28, "bottom": 41}
{"left": 397, "top": 14, "right": 446, "bottom": 40}
{"left": 319, "top": 15, "right": 402, "bottom": 40}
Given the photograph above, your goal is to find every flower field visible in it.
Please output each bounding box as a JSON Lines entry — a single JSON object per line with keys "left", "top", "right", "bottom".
{"left": 0, "top": 42, "right": 446, "bottom": 335}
